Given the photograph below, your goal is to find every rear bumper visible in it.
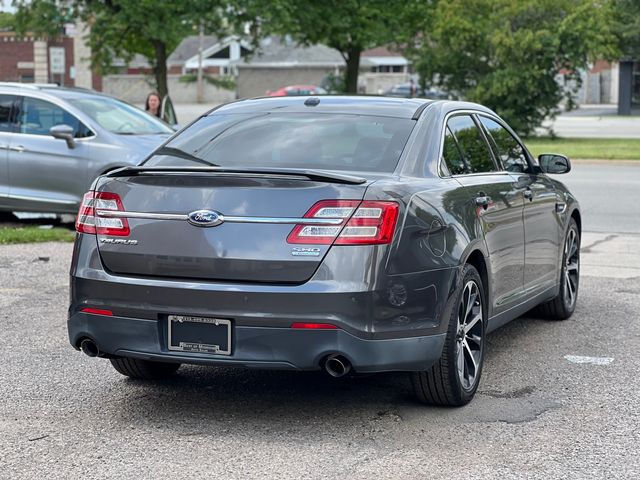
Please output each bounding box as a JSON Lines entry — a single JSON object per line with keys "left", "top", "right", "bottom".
{"left": 68, "top": 312, "right": 446, "bottom": 372}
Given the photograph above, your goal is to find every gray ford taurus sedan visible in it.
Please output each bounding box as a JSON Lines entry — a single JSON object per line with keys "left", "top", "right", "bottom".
{"left": 68, "top": 96, "right": 581, "bottom": 406}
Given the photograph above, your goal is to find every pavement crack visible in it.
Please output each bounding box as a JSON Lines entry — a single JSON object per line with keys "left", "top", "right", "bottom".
{"left": 581, "top": 234, "right": 618, "bottom": 253}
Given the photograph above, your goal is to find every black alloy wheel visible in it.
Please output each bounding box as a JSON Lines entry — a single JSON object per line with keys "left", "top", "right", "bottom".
{"left": 412, "top": 263, "right": 486, "bottom": 406}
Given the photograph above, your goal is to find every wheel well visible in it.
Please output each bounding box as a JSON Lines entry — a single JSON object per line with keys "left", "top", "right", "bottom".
{"left": 466, "top": 250, "right": 489, "bottom": 301}
{"left": 570, "top": 209, "right": 581, "bottom": 233}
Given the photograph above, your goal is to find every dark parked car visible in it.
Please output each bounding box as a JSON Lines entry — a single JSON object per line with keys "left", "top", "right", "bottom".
{"left": 68, "top": 96, "right": 580, "bottom": 406}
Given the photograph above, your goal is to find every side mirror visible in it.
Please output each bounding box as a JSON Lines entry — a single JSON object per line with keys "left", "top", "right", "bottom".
{"left": 538, "top": 153, "right": 571, "bottom": 174}
{"left": 50, "top": 124, "right": 76, "bottom": 149}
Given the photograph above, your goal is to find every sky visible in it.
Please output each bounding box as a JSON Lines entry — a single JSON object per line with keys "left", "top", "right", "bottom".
{"left": 1, "top": 1, "right": 16, "bottom": 13}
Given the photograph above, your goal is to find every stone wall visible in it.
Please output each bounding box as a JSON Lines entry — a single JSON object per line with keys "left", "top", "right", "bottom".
{"left": 361, "top": 73, "right": 410, "bottom": 94}
{"left": 102, "top": 74, "right": 236, "bottom": 104}
{"left": 236, "top": 66, "right": 338, "bottom": 98}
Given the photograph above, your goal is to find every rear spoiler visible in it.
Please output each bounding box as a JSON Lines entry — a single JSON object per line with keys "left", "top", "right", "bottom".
{"left": 106, "top": 166, "right": 367, "bottom": 185}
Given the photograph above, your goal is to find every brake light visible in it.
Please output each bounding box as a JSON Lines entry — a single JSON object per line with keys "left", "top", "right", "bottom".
{"left": 81, "top": 307, "right": 114, "bottom": 316}
{"left": 75, "top": 191, "right": 130, "bottom": 236}
{"left": 291, "top": 322, "right": 339, "bottom": 329}
{"left": 287, "top": 200, "right": 399, "bottom": 245}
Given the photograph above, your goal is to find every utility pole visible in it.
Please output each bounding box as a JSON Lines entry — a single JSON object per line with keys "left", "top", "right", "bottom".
{"left": 196, "top": 19, "right": 204, "bottom": 104}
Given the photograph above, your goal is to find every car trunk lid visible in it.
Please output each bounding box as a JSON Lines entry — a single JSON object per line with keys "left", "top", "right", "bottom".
{"left": 93, "top": 169, "right": 372, "bottom": 283}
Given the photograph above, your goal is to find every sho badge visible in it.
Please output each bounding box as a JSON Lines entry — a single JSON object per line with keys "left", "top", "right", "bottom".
{"left": 100, "top": 238, "right": 138, "bottom": 245}
{"left": 291, "top": 247, "right": 321, "bottom": 257}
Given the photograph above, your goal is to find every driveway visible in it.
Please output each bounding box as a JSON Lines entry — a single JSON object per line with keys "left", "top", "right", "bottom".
{"left": 1, "top": 162, "right": 639, "bottom": 479}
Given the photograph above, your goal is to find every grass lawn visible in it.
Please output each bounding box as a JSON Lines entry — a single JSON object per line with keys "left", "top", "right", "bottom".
{"left": 0, "top": 227, "right": 75, "bottom": 245}
{"left": 524, "top": 137, "right": 640, "bottom": 160}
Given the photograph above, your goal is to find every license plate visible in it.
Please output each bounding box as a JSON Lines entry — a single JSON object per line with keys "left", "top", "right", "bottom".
{"left": 167, "top": 315, "right": 231, "bottom": 355}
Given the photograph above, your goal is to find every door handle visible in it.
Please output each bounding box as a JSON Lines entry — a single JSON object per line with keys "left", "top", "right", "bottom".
{"left": 475, "top": 196, "right": 491, "bottom": 207}
{"left": 9, "top": 145, "right": 25, "bottom": 153}
{"left": 523, "top": 189, "right": 533, "bottom": 200}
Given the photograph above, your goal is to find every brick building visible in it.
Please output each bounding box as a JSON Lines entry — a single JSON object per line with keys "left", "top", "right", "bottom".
{"left": 0, "top": 27, "right": 100, "bottom": 90}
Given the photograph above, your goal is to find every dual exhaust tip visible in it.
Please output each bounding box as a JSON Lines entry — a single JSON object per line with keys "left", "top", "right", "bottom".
{"left": 81, "top": 339, "right": 353, "bottom": 377}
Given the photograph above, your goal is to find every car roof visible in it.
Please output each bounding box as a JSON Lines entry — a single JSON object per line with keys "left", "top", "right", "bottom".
{"left": 0, "top": 82, "right": 114, "bottom": 101}
{"left": 212, "top": 95, "right": 434, "bottom": 119}
{"left": 210, "top": 95, "right": 496, "bottom": 120}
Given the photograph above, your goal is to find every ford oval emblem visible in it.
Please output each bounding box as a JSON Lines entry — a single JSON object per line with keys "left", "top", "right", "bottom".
{"left": 187, "top": 210, "right": 224, "bottom": 227}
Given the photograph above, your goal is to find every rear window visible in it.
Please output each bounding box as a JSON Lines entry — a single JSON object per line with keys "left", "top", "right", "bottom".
{"left": 145, "top": 113, "right": 415, "bottom": 172}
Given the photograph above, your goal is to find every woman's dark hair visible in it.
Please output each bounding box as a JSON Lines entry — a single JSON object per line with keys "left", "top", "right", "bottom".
{"left": 145, "top": 91, "right": 162, "bottom": 117}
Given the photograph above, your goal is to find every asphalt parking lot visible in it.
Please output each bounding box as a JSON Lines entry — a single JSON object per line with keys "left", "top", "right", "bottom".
{"left": 1, "top": 163, "right": 639, "bottom": 479}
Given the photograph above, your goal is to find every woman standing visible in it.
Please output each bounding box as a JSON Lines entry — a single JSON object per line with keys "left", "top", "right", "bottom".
{"left": 145, "top": 92, "right": 162, "bottom": 118}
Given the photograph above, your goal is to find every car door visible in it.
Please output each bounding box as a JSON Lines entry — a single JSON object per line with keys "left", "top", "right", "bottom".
{"left": 8, "top": 95, "right": 93, "bottom": 213}
{"left": 478, "top": 115, "right": 561, "bottom": 295}
{"left": 0, "top": 94, "right": 19, "bottom": 207}
{"left": 160, "top": 95, "right": 178, "bottom": 126}
{"left": 442, "top": 113, "right": 525, "bottom": 316}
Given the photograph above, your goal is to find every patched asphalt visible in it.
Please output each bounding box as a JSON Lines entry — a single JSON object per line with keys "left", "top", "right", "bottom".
{"left": 0, "top": 238, "right": 638, "bottom": 479}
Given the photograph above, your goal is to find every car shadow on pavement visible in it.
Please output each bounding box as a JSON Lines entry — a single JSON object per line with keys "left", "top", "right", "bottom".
{"left": 99, "top": 314, "right": 567, "bottom": 430}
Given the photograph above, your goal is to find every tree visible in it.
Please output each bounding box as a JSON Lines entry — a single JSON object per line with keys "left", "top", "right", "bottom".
{"left": 613, "top": 0, "right": 640, "bottom": 59}
{"left": 404, "top": 0, "right": 619, "bottom": 135}
{"left": 13, "top": 0, "right": 228, "bottom": 98}
{"left": 0, "top": 11, "right": 15, "bottom": 31}
{"left": 242, "top": 0, "right": 411, "bottom": 93}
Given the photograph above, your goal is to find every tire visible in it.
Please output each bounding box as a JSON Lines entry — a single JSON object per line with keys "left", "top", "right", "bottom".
{"left": 411, "top": 264, "right": 486, "bottom": 406}
{"left": 535, "top": 219, "right": 580, "bottom": 320}
{"left": 109, "top": 357, "right": 181, "bottom": 380}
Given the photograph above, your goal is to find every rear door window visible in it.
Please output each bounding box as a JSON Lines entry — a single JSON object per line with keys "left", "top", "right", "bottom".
{"left": 18, "top": 97, "right": 92, "bottom": 138}
{"left": 442, "top": 126, "right": 467, "bottom": 175}
{"left": 445, "top": 115, "right": 496, "bottom": 174}
{"left": 0, "top": 95, "right": 17, "bottom": 133}
{"left": 478, "top": 116, "right": 529, "bottom": 173}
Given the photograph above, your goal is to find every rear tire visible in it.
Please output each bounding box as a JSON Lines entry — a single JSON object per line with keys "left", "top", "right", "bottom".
{"left": 411, "top": 264, "right": 486, "bottom": 406}
{"left": 535, "top": 219, "right": 580, "bottom": 320}
{"left": 109, "top": 357, "right": 181, "bottom": 379}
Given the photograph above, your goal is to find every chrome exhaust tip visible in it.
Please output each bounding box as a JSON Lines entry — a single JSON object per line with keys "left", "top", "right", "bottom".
{"left": 324, "top": 354, "right": 352, "bottom": 378}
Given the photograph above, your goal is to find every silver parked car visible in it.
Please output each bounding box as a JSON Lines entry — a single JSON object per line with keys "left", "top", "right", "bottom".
{"left": 0, "top": 83, "right": 174, "bottom": 214}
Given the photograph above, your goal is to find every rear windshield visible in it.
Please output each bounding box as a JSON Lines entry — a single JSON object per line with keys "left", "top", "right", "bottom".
{"left": 144, "top": 113, "right": 415, "bottom": 172}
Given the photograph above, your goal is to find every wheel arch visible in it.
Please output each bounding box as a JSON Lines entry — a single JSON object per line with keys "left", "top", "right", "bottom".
{"left": 570, "top": 208, "right": 581, "bottom": 234}
{"left": 464, "top": 249, "right": 489, "bottom": 306}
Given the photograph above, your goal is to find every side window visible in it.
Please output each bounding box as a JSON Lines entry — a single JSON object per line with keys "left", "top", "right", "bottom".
{"left": 19, "top": 97, "right": 91, "bottom": 138}
{"left": 442, "top": 126, "right": 467, "bottom": 175}
{"left": 0, "top": 95, "right": 17, "bottom": 133}
{"left": 446, "top": 115, "right": 496, "bottom": 173}
{"left": 479, "top": 116, "right": 529, "bottom": 173}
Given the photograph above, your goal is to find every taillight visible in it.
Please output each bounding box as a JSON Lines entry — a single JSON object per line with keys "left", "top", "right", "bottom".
{"left": 287, "top": 200, "right": 399, "bottom": 245}
{"left": 291, "top": 322, "right": 339, "bottom": 329}
{"left": 75, "top": 191, "right": 130, "bottom": 236}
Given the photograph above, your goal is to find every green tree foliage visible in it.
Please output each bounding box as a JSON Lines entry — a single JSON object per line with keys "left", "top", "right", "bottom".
{"left": 405, "top": 0, "right": 618, "bottom": 135}
{"left": 241, "top": 0, "right": 410, "bottom": 93}
{"left": 613, "top": 0, "right": 640, "bottom": 59}
{"left": 12, "top": 0, "right": 72, "bottom": 37}
{"left": 13, "top": 0, "right": 228, "bottom": 98}
{"left": 0, "top": 11, "right": 15, "bottom": 31}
